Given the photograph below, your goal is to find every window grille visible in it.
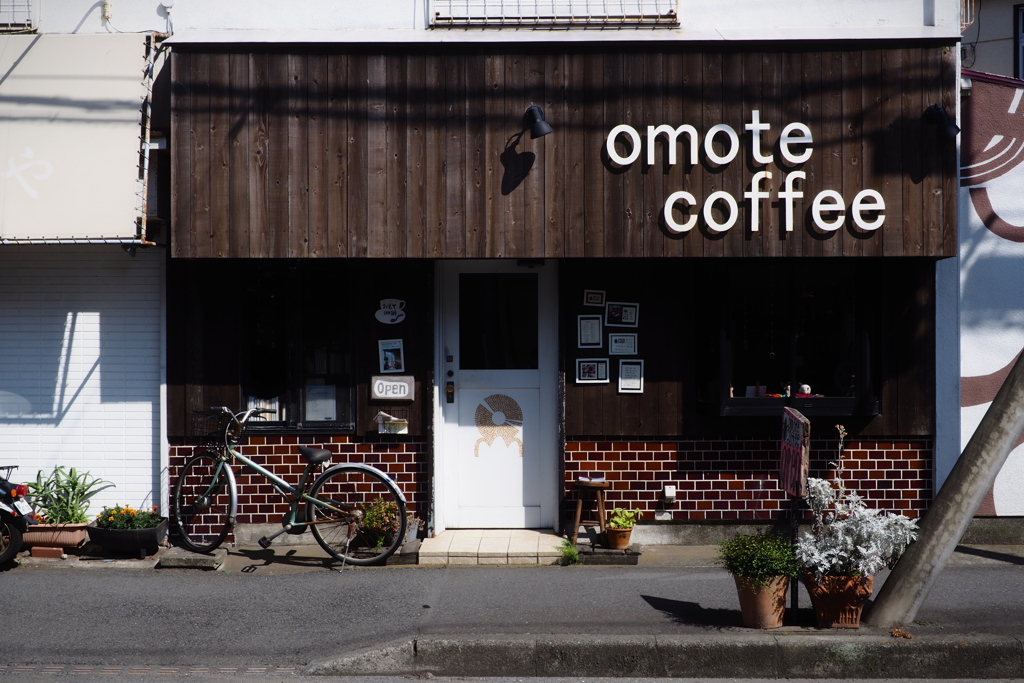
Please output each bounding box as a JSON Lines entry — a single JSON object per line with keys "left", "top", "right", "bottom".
{"left": 0, "top": 0, "right": 32, "bottom": 31}
{"left": 961, "top": 0, "right": 975, "bottom": 32}
{"left": 431, "top": 0, "right": 678, "bottom": 28}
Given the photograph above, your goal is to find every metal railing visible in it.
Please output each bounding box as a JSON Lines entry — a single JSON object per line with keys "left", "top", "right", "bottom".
{"left": 431, "top": 0, "right": 678, "bottom": 27}
{"left": 961, "top": 0, "right": 975, "bottom": 32}
{"left": 0, "top": 0, "right": 31, "bottom": 30}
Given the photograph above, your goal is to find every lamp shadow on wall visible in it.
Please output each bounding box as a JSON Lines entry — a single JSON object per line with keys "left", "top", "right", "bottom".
{"left": 500, "top": 131, "right": 536, "bottom": 195}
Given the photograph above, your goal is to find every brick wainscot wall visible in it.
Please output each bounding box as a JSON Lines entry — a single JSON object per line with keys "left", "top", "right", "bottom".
{"left": 169, "top": 436, "right": 428, "bottom": 544}
{"left": 565, "top": 438, "right": 933, "bottom": 522}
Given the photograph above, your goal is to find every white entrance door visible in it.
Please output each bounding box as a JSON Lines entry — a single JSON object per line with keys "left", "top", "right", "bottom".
{"left": 436, "top": 260, "right": 558, "bottom": 529}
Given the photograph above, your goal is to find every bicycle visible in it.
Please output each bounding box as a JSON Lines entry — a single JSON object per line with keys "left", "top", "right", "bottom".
{"left": 172, "top": 406, "right": 407, "bottom": 566}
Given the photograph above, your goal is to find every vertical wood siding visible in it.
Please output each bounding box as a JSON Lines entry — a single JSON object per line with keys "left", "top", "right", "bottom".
{"left": 171, "top": 43, "right": 958, "bottom": 259}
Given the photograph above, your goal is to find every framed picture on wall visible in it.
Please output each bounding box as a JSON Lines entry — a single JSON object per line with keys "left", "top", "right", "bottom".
{"left": 576, "top": 358, "right": 609, "bottom": 383}
{"left": 605, "top": 301, "right": 639, "bottom": 327}
{"left": 618, "top": 359, "right": 644, "bottom": 393}
{"left": 608, "top": 333, "right": 637, "bottom": 355}
{"left": 583, "top": 290, "right": 605, "bottom": 307}
{"left": 578, "top": 315, "right": 603, "bottom": 348}
{"left": 378, "top": 339, "right": 405, "bottom": 373}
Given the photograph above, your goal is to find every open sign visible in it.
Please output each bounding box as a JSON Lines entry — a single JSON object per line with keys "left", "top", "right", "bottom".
{"left": 372, "top": 375, "right": 414, "bottom": 400}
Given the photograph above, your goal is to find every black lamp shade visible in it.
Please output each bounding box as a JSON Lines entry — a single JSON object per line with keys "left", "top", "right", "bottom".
{"left": 523, "top": 105, "right": 553, "bottom": 138}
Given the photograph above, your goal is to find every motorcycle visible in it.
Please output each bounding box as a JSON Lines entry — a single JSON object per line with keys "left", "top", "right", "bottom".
{"left": 0, "top": 465, "right": 33, "bottom": 565}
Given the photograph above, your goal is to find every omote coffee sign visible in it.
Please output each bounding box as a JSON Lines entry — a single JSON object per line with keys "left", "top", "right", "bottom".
{"left": 606, "top": 110, "right": 885, "bottom": 235}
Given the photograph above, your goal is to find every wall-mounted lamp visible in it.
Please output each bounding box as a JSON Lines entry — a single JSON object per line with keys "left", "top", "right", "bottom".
{"left": 523, "top": 105, "right": 553, "bottom": 139}
{"left": 924, "top": 104, "right": 960, "bottom": 139}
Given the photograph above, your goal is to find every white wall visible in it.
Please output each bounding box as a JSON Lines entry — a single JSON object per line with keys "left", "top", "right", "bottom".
{"left": 0, "top": 245, "right": 164, "bottom": 516}
{"left": 35, "top": 0, "right": 961, "bottom": 39}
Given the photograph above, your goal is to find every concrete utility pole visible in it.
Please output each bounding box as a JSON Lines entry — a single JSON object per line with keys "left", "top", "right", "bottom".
{"left": 864, "top": 351, "right": 1024, "bottom": 627}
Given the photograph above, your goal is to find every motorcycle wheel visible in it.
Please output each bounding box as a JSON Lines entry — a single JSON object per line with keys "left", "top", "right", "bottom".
{"left": 0, "top": 516, "right": 23, "bottom": 565}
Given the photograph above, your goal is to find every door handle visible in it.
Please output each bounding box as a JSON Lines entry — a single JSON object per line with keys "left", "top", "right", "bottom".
{"left": 445, "top": 381, "right": 455, "bottom": 404}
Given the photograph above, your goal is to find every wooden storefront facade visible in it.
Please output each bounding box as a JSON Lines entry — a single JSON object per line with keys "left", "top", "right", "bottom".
{"left": 168, "top": 42, "right": 958, "bottom": 535}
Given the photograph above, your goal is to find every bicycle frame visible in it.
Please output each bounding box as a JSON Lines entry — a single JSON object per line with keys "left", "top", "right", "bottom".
{"left": 201, "top": 410, "right": 406, "bottom": 531}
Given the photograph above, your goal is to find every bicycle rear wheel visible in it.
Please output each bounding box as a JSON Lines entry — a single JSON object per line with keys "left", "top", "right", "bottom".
{"left": 172, "top": 451, "right": 234, "bottom": 553}
{"left": 307, "top": 465, "right": 406, "bottom": 566}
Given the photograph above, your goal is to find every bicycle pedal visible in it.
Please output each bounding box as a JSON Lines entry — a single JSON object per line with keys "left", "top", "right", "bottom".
{"left": 258, "top": 536, "right": 272, "bottom": 549}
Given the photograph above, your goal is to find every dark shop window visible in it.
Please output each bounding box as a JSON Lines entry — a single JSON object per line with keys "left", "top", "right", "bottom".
{"left": 171, "top": 260, "right": 355, "bottom": 435}
{"left": 716, "top": 260, "right": 880, "bottom": 417}
{"left": 242, "top": 262, "right": 354, "bottom": 430}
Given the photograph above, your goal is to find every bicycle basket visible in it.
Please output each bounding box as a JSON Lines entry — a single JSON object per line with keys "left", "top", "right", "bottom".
{"left": 190, "top": 410, "right": 239, "bottom": 447}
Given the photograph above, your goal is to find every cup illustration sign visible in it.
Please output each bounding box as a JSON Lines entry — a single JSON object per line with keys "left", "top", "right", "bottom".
{"left": 376, "top": 298, "right": 406, "bottom": 324}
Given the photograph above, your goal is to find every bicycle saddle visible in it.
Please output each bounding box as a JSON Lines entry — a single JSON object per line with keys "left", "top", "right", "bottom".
{"left": 298, "top": 445, "right": 332, "bottom": 465}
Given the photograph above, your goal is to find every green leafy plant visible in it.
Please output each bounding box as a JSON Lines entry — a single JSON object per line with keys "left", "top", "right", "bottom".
{"left": 27, "top": 466, "right": 113, "bottom": 525}
{"left": 607, "top": 507, "right": 640, "bottom": 530}
{"left": 95, "top": 504, "right": 163, "bottom": 530}
{"left": 717, "top": 531, "right": 799, "bottom": 589}
{"left": 559, "top": 538, "right": 580, "bottom": 565}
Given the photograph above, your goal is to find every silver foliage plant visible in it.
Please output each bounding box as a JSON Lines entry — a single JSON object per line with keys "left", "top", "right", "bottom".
{"left": 796, "top": 425, "right": 919, "bottom": 581}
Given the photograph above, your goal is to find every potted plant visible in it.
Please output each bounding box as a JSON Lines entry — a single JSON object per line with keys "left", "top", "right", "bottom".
{"left": 717, "top": 531, "right": 799, "bottom": 629}
{"left": 88, "top": 504, "right": 168, "bottom": 557}
{"left": 796, "top": 425, "right": 919, "bottom": 628}
{"left": 360, "top": 498, "right": 406, "bottom": 549}
{"left": 605, "top": 507, "right": 640, "bottom": 549}
{"left": 24, "top": 466, "right": 112, "bottom": 549}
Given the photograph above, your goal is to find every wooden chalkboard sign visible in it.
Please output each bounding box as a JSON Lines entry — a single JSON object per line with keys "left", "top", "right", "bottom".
{"left": 780, "top": 407, "right": 810, "bottom": 498}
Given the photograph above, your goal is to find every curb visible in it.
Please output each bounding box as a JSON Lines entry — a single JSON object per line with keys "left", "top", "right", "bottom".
{"left": 304, "top": 633, "right": 1024, "bottom": 679}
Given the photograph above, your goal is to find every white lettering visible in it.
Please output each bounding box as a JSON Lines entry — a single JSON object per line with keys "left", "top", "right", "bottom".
{"left": 744, "top": 170, "right": 773, "bottom": 232}
{"left": 704, "top": 124, "right": 740, "bottom": 166}
{"left": 745, "top": 110, "right": 773, "bottom": 165}
{"left": 663, "top": 190, "right": 697, "bottom": 233}
{"left": 811, "top": 190, "right": 845, "bottom": 231}
{"left": 607, "top": 124, "right": 641, "bottom": 166}
{"left": 851, "top": 189, "right": 885, "bottom": 231}
{"left": 605, "top": 114, "right": 884, "bottom": 234}
{"left": 703, "top": 191, "right": 739, "bottom": 232}
{"left": 778, "top": 171, "right": 805, "bottom": 232}
{"left": 647, "top": 124, "right": 699, "bottom": 166}
{"left": 779, "top": 122, "right": 814, "bottom": 164}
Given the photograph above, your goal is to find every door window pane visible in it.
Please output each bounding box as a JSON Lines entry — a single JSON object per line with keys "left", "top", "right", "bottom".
{"left": 459, "top": 273, "right": 538, "bottom": 370}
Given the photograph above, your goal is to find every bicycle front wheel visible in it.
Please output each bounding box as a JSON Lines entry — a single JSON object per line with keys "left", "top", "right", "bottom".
{"left": 172, "top": 451, "right": 234, "bottom": 553}
{"left": 307, "top": 465, "right": 406, "bottom": 566}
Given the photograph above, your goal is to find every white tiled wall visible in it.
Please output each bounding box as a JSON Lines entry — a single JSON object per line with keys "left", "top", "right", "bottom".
{"left": 0, "top": 245, "right": 163, "bottom": 515}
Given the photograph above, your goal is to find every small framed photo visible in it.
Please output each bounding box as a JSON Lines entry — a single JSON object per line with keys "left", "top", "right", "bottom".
{"left": 578, "top": 315, "right": 603, "bottom": 348}
{"left": 378, "top": 339, "right": 405, "bottom": 373}
{"left": 576, "top": 358, "right": 610, "bottom": 384}
{"left": 618, "top": 359, "right": 644, "bottom": 393}
{"left": 583, "top": 290, "right": 606, "bottom": 307}
{"left": 605, "top": 301, "right": 639, "bottom": 327}
{"left": 608, "top": 333, "right": 637, "bottom": 355}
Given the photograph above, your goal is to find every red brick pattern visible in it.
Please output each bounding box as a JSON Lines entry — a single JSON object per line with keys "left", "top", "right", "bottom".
{"left": 168, "top": 436, "right": 427, "bottom": 539}
{"left": 565, "top": 438, "right": 932, "bottom": 522}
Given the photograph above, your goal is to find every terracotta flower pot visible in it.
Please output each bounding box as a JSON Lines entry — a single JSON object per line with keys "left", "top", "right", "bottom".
{"left": 733, "top": 574, "right": 790, "bottom": 629}
{"left": 22, "top": 523, "right": 89, "bottom": 549}
{"left": 802, "top": 573, "right": 874, "bottom": 628}
{"left": 605, "top": 527, "right": 632, "bottom": 549}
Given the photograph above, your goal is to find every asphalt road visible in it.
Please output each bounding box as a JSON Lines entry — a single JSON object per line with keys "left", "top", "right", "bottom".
{"left": 4, "top": 561, "right": 1024, "bottom": 672}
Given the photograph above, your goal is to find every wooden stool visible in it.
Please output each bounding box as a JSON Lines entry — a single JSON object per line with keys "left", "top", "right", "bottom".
{"left": 571, "top": 480, "right": 610, "bottom": 544}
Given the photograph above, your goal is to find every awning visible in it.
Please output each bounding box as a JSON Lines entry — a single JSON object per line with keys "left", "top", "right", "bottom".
{"left": 0, "top": 34, "right": 153, "bottom": 243}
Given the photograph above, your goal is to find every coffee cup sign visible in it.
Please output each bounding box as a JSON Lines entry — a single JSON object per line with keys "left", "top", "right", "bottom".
{"left": 375, "top": 298, "right": 406, "bottom": 325}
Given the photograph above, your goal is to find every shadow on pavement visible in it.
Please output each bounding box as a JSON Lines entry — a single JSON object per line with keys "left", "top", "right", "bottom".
{"left": 954, "top": 544, "right": 1024, "bottom": 565}
{"left": 642, "top": 594, "right": 740, "bottom": 627}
